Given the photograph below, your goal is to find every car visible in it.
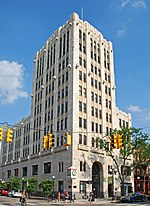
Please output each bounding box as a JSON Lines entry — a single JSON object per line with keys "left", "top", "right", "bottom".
{"left": 7, "top": 190, "right": 22, "bottom": 198}
{"left": 0, "top": 188, "right": 10, "bottom": 196}
{"left": 120, "top": 192, "right": 148, "bottom": 202}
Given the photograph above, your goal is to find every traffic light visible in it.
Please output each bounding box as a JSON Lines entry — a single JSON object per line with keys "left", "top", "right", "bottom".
{"left": 110, "top": 134, "right": 117, "bottom": 149}
{"left": 117, "top": 134, "right": 123, "bottom": 149}
{"left": 48, "top": 132, "right": 55, "bottom": 148}
{"left": 63, "top": 132, "right": 71, "bottom": 146}
{"left": 43, "top": 135, "right": 49, "bottom": 149}
{"left": 6, "top": 128, "right": 13, "bottom": 143}
{"left": 0, "top": 127, "right": 3, "bottom": 141}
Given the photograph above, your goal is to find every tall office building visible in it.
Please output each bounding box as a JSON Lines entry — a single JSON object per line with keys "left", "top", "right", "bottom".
{"left": 0, "top": 13, "right": 133, "bottom": 198}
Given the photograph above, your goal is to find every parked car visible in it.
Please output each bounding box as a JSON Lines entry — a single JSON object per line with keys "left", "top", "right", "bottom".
{"left": 120, "top": 192, "right": 148, "bottom": 202}
{"left": 0, "top": 188, "right": 10, "bottom": 196}
{"left": 7, "top": 190, "right": 22, "bottom": 198}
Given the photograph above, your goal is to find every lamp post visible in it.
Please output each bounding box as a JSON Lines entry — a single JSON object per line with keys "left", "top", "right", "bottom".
{"left": 22, "top": 178, "right": 24, "bottom": 192}
{"left": 109, "top": 165, "right": 117, "bottom": 199}
{"left": 52, "top": 176, "right": 55, "bottom": 200}
{"left": 137, "top": 176, "right": 140, "bottom": 192}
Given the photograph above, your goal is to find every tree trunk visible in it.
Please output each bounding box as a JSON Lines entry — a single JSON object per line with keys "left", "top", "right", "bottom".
{"left": 121, "top": 181, "right": 125, "bottom": 196}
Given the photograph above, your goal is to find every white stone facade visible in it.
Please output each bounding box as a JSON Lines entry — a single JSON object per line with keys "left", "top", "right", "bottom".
{"left": 0, "top": 13, "right": 133, "bottom": 198}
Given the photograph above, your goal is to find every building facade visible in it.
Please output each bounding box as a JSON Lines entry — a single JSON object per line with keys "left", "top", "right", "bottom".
{"left": 0, "top": 13, "right": 133, "bottom": 198}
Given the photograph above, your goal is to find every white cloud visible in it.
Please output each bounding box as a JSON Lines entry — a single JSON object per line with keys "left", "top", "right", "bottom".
{"left": 116, "top": 26, "right": 127, "bottom": 38}
{"left": 111, "top": 0, "right": 146, "bottom": 10}
{"left": 145, "top": 112, "right": 150, "bottom": 120}
{"left": 131, "top": 0, "right": 146, "bottom": 9}
{"left": 0, "top": 60, "right": 29, "bottom": 104}
{"left": 121, "top": 0, "right": 130, "bottom": 8}
{"left": 128, "top": 105, "right": 142, "bottom": 112}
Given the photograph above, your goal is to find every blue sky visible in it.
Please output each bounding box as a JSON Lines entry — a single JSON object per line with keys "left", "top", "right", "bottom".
{"left": 0, "top": 0, "right": 150, "bottom": 133}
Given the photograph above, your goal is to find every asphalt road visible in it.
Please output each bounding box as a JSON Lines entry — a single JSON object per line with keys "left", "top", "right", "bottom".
{"left": 0, "top": 196, "right": 150, "bottom": 206}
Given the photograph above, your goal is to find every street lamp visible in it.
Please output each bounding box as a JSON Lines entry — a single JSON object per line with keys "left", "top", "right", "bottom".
{"left": 109, "top": 165, "right": 117, "bottom": 199}
{"left": 52, "top": 176, "right": 55, "bottom": 200}
{"left": 137, "top": 176, "right": 140, "bottom": 192}
{"left": 22, "top": 178, "right": 24, "bottom": 192}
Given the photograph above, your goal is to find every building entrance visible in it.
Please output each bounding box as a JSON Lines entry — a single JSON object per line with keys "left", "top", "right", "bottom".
{"left": 92, "top": 162, "right": 103, "bottom": 198}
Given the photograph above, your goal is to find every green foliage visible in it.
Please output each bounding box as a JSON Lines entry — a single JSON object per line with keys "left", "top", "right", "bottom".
{"left": 24, "top": 177, "right": 37, "bottom": 194}
{"left": 99, "top": 127, "right": 150, "bottom": 195}
{"left": 39, "top": 179, "right": 53, "bottom": 198}
{"left": 0, "top": 181, "right": 7, "bottom": 189}
{"left": 10, "top": 177, "right": 21, "bottom": 191}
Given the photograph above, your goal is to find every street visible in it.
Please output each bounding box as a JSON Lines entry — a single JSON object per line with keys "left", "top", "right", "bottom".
{"left": 0, "top": 196, "right": 150, "bottom": 206}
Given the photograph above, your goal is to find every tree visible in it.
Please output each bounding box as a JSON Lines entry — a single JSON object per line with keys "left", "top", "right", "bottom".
{"left": 39, "top": 179, "right": 54, "bottom": 199}
{"left": 133, "top": 141, "right": 150, "bottom": 193}
{"left": 10, "top": 177, "right": 21, "bottom": 191}
{"left": 23, "top": 177, "right": 37, "bottom": 197}
{"left": 99, "top": 127, "right": 149, "bottom": 196}
{"left": 0, "top": 180, "right": 7, "bottom": 189}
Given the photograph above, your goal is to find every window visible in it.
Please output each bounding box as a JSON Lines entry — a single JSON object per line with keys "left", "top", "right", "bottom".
{"left": 105, "top": 86, "right": 107, "bottom": 94}
{"left": 83, "top": 60, "right": 86, "bottom": 68}
{"left": 61, "top": 120, "right": 63, "bottom": 130}
{"left": 80, "top": 181, "right": 86, "bottom": 193}
{"left": 79, "top": 29, "right": 82, "bottom": 39}
{"left": 44, "top": 162, "right": 51, "bottom": 174}
{"left": 65, "top": 118, "right": 67, "bottom": 129}
{"left": 79, "top": 71, "right": 82, "bottom": 80}
{"left": 79, "top": 101, "right": 82, "bottom": 111}
{"left": 66, "top": 86, "right": 68, "bottom": 96}
{"left": 95, "top": 80, "right": 97, "bottom": 88}
{"left": 83, "top": 46, "right": 86, "bottom": 54}
{"left": 92, "top": 137, "right": 94, "bottom": 147}
{"left": 79, "top": 86, "right": 82, "bottom": 96}
{"left": 83, "top": 119, "right": 87, "bottom": 129}
{"left": 7, "top": 170, "right": 11, "bottom": 178}
{"left": 91, "top": 92, "right": 94, "bottom": 101}
{"left": 119, "top": 119, "right": 122, "bottom": 127}
{"left": 83, "top": 103, "right": 86, "bottom": 113}
{"left": 57, "top": 137, "right": 59, "bottom": 147}
{"left": 14, "top": 168, "right": 19, "bottom": 177}
{"left": 83, "top": 88, "right": 86, "bottom": 97}
{"left": 91, "top": 107, "right": 94, "bottom": 116}
{"left": 79, "top": 134, "right": 82, "bottom": 144}
{"left": 106, "top": 113, "right": 108, "bottom": 122}
{"left": 80, "top": 161, "right": 83, "bottom": 172}
{"left": 109, "top": 101, "right": 111, "bottom": 109}
{"left": 79, "top": 43, "right": 82, "bottom": 52}
{"left": 83, "top": 135, "right": 87, "bottom": 145}
{"left": 95, "top": 123, "right": 98, "bottom": 133}
{"left": 92, "top": 122, "right": 94, "bottom": 131}
{"left": 106, "top": 99, "right": 108, "bottom": 108}
{"left": 22, "top": 167, "right": 27, "bottom": 177}
{"left": 121, "top": 166, "right": 131, "bottom": 176}
{"left": 99, "top": 125, "right": 102, "bottom": 134}
{"left": 95, "top": 94, "right": 98, "bottom": 103}
{"left": 79, "top": 117, "right": 82, "bottom": 127}
{"left": 96, "top": 138, "right": 99, "bottom": 148}
{"left": 32, "top": 165, "right": 38, "bottom": 175}
{"left": 58, "top": 162, "right": 64, "bottom": 172}
{"left": 82, "top": 73, "right": 86, "bottom": 83}
{"left": 80, "top": 161, "right": 86, "bottom": 172}
{"left": 91, "top": 64, "right": 93, "bottom": 72}
{"left": 95, "top": 108, "right": 98, "bottom": 118}
{"left": 91, "top": 77, "right": 94, "bottom": 86}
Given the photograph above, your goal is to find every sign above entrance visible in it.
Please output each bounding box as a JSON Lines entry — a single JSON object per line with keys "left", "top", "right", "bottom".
{"left": 67, "top": 166, "right": 77, "bottom": 179}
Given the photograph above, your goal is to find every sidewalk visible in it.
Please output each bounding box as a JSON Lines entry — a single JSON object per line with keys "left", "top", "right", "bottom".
{"left": 29, "top": 196, "right": 118, "bottom": 205}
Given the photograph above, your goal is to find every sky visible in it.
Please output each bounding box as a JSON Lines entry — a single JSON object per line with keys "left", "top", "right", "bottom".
{"left": 0, "top": 0, "right": 150, "bottom": 134}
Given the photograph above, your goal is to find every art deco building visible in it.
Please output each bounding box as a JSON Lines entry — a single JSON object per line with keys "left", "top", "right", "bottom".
{"left": 0, "top": 13, "right": 133, "bottom": 198}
